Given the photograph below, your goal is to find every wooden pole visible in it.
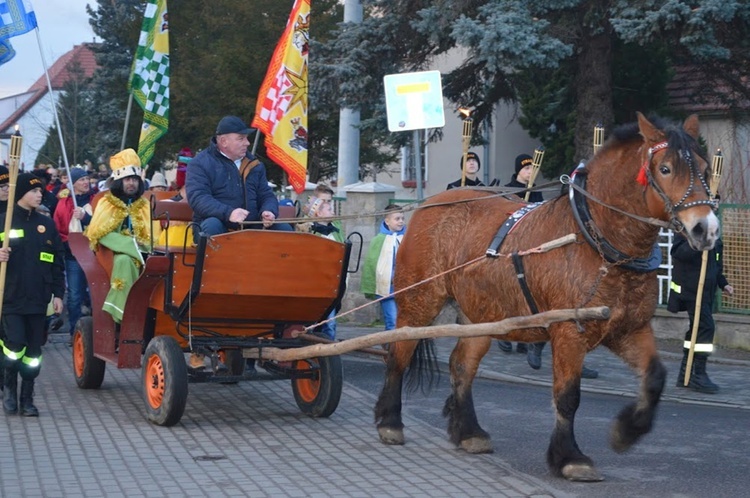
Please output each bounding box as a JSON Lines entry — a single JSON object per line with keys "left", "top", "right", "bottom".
{"left": 683, "top": 149, "right": 723, "bottom": 386}
{"left": 460, "top": 110, "right": 472, "bottom": 187}
{"left": 523, "top": 147, "right": 545, "bottom": 202}
{"left": 0, "top": 127, "right": 23, "bottom": 320}
{"left": 245, "top": 306, "right": 610, "bottom": 361}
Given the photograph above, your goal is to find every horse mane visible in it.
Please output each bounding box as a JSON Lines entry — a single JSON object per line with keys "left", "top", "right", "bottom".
{"left": 607, "top": 115, "right": 707, "bottom": 179}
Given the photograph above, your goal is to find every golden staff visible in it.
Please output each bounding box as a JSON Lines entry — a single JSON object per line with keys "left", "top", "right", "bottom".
{"left": 523, "top": 147, "right": 545, "bottom": 202}
{"left": 459, "top": 108, "right": 473, "bottom": 187}
{"left": 593, "top": 122, "right": 604, "bottom": 156}
{"left": 0, "top": 125, "right": 23, "bottom": 319}
{"left": 683, "top": 149, "right": 723, "bottom": 386}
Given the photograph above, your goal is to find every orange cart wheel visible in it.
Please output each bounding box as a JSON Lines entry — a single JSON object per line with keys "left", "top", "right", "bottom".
{"left": 291, "top": 355, "right": 343, "bottom": 418}
{"left": 142, "top": 336, "right": 188, "bottom": 427}
{"left": 72, "top": 317, "right": 105, "bottom": 389}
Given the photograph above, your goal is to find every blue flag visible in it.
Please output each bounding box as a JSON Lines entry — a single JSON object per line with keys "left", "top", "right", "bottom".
{"left": 0, "top": 0, "right": 38, "bottom": 65}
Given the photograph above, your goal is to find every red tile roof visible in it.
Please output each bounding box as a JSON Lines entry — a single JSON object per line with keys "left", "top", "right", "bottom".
{"left": 1, "top": 43, "right": 99, "bottom": 133}
{"left": 667, "top": 65, "right": 750, "bottom": 113}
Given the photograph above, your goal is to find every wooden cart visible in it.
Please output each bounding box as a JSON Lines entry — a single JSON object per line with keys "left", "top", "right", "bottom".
{"left": 69, "top": 199, "right": 353, "bottom": 426}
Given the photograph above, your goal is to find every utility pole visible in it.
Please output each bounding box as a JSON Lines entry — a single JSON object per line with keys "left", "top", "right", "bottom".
{"left": 336, "top": 0, "right": 362, "bottom": 191}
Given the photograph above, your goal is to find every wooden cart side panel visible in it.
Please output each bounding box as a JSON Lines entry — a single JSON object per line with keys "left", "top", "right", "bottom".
{"left": 68, "top": 233, "right": 117, "bottom": 358}
{"left": 201, "top": 231, "right": 344, "bottom": 298}
{"left": 117, "top": 255, "right": 170, "bottom": 368}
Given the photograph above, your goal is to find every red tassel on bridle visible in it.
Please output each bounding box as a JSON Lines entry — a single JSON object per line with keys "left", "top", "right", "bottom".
{"left": 637, "top": 141, "right": 668, "bottom": 187}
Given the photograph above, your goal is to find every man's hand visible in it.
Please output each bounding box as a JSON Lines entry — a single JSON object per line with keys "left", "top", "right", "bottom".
{"left": 53, "top": 297, "right": 64, "bottom": 314}
{"left": 723, "top": 284, "right": 734, "bottom": 296}
{"left": 229, "top": 208, "right": 250, "bottom": 223}
{"left": 0, "top": 247, "right": 10, "bottom": 262}
{"left": 261, "top": 210, "right": 276, "bottom": 228}
{"left": 73, "top": 207, "right": 85, "bottom": 220}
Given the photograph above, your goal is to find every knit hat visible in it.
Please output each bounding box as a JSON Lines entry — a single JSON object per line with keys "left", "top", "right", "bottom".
{"left": 15, "top": 173, "right": 43, "bottom": 199}
{"left": 150, "top": 172, "right": 168, "bottom": 188}
{"left": 110, "top": 148, "right": 142, "bottom": 180}
{"left": 0, "top": 165, "right": 8, "bottom": 185}
{"left": 175, "top": 147, "right": 193, "bottom": 188}
{"left": 515, "top": 154, "right": 533, "bottom": 174}
{"left": 460, "top": 151, "right": 481, "bottom": 171}
{"left": 69, "top": 167, "right": 89, "bottom": 185}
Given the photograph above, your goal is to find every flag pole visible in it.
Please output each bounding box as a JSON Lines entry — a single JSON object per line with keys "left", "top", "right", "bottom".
{"left": 34, "top": 28, "right": 77, "bottom": 209}
{"left": 121, "top": 93, "right": 134, "bottom": 151}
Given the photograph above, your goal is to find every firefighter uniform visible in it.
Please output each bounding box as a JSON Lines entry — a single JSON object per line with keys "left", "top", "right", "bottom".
{"left": 0, "top": 174, "right": 65, "bottom": 416}
{"left": 667, "top": 233, "right": 729, "bottom": 393}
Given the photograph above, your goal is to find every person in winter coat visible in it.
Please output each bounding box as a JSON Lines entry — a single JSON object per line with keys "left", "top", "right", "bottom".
{"left": 85, "top": 149, "right": 152, "bottom": 324}
{"left": 0, "top": 173, "right": 65, "bottom": 416}
{"left": 360, "top": 205, "right": 406, "bottom": 331}
{"left": 447, "top": 152, "right": 485, "bottom": 190}
{"left": 186, "top": 115, "right": 292, "bottom": 241}
{"left": 668, "top": 232, "right": 733, "bottom": 393}
{"left": 53, "top": 167, "right": 94, "bottom": 337}
{"left": 499, "top": 153, "right": 544, "bottom": 203}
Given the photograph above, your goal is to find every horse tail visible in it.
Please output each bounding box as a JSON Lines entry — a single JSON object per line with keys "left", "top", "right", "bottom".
{"left": 404, "top": 339, "right": 440, "bottom": 394}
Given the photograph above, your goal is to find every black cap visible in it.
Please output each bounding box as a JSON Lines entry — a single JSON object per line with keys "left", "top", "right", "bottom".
{"left": 16, "top": 173, "right": 44, "bottom": 200}
{"left": 216, "top": 116, "right": 253, "bottom": 136}
{"left": 515, "top": 154, "right": 533, "bottom": 174}
{"left": 0, "top": 165, "right": 8, "bottom": 185}
{"left": 460, "top": 151, "right": 481, "bottom": 171}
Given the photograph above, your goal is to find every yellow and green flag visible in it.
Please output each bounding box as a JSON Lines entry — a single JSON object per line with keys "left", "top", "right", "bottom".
{"left": 128, "top": 0, "right": 169, "bottom": 167}
{"left": 252, "top": 0, "right": 309, "bottom": 193}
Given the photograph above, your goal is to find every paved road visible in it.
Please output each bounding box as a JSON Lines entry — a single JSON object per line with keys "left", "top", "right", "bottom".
{"left": 1, "top": 327, "right": 747, "bottom": 497}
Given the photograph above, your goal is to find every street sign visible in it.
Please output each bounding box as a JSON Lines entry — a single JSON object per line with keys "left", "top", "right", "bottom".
{"left": 383, "top": 70, "right": 445, "bottom": 132}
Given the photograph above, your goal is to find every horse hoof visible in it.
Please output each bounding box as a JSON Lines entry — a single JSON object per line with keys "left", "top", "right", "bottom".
{"left": 378, "top": 427, "right": 405, "bottom": 445}
{"left": 460, "top": 437, "right": 494, "bottom": 454}
{"left": 561, "top": 463, "right": 604, "bottom": 482}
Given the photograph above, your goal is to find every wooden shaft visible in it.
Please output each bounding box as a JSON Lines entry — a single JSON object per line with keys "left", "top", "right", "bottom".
{"left": 245, "top": 306, "right": 610, "bottom": 361}
{"left": 460, "top": 118, "right": 472, "bottom": 187}
{"left": 0, "top": 157, "right": 21, "bottom": 319}
{"left": 524, "top": 148, "right": 544, "bottom": 202}
{"left": 684, "top": 251, "right": 709, "bottom": 386}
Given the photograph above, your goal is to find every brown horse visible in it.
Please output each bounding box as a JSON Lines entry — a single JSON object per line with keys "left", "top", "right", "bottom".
{"left": 374, "top": 113, "right": 719, "bottom": 481}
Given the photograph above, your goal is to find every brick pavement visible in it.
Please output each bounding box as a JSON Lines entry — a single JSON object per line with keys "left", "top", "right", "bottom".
{"left": 1, "top": 337, "right": 562, "bottom": 498}
{"left": 3, "top": 326, "right": 748, "bottom": 497}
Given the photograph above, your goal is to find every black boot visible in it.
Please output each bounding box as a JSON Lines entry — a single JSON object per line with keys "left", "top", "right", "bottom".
{"left": 527, "top": 342, "right": 544, "bottom": 370}
{"left": 19, "top": 379, "right": 39, "bottom": 417}
{"left": 688, "top": 356, "right": 719, "bottom": 394}
{"left": 497, "top": 341, "right": 512, "bottom": 353}
{"left": 675, "top": 351, "right": 689, "bottom": 388}
{"left": 3, "top": 366, "right": 18, "bottom": 414}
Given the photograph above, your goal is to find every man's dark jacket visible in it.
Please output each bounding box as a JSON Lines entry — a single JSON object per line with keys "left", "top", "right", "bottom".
{"left": 186, "top": 138, "right": 278, "bottom": 228}
{"left": 0, "top": 204, "right": 65, "bottom": 314}
{"left": 667, "top": 234, "right": 728, "bottom": 312}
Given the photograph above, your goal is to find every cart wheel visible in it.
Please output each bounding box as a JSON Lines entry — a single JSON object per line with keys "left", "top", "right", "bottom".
{"left": 142, "top": 336, "right": 188, "bottom": 426}
{"left": 217, "top": 349, "right": 245, "bottom": 384}
{"left": 72, "top": 317, "right": 106, "bottom": 389}
{"left": 291, "top": 355, "right": 343, "bottom": 418}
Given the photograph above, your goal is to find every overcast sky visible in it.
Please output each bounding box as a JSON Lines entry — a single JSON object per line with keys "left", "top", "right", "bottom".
{"left": 0, "top": 0, "right": 96, "bottom": 98}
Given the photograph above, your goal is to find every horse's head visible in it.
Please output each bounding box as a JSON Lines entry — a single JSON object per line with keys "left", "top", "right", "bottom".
{"left": 637, "top": 113, "right": 719, "bottom": 251}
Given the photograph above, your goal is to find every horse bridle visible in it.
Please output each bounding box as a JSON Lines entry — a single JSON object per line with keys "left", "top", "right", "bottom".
{"left": 640, "top": 141, "right": 717, "bottom": 232}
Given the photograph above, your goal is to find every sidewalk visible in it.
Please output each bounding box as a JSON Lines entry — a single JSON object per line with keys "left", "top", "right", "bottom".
{"left": 337, "top": 326, "right": 750, "bottom": 410}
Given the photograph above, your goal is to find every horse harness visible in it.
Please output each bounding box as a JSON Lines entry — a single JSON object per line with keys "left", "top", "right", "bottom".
{"left": 485, "top": 203, "right": 543, "bottom": 315}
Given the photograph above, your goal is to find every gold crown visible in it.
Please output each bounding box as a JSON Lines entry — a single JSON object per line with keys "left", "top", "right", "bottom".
{"left": 110, "top": 148, "right": 142, "bottom": 180}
